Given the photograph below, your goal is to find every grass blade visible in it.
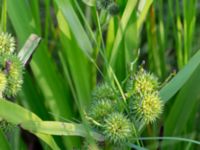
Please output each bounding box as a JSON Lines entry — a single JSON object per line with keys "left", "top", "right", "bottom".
{"left": 110, "top": 0, "right": 137, "bottom": 65}
{"left": 21, "top": 121, "right": 104, "bottom": 142}
{"left": 54, "top": 0, "right": 93, "bottom": 56}
{"left": 0, "top": 100, "right": 60, "bottom": 150}
{"left": 159, "top": 50, "right": 200, "bottom": 102}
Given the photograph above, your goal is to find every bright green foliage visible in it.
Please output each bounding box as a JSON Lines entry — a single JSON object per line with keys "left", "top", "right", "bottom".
{"left": 0, "top": 54, "right": 23, "bottom": 96}
{"left": 0, "top": 0, "right": 199, "bottom": 150}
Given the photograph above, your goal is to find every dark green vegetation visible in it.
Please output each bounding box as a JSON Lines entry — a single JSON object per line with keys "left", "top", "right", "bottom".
{"left": 0, "top": 0, "right": 200, "bottom": 149}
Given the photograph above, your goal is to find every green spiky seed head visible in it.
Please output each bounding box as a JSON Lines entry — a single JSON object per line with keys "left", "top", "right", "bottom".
{"left": 0, "top": 72, "right": 7, "bottom": 93}
{"left": 92, "top": 83, "right": 116, "bottom": 101}
{"left": 134, "top": 68, "right": 159, "bottom": 95}
{"left": 103, "top": 112, "right": 132, "bottom": 144}
{"left": 88, "top": 99, "right": 115, "bottom": 125}
{"left": 131, "top": 92, "right": 163, "bottom": 124}
{"left": 0, "top": 32, "right": 15, "bottom": 54}
{"left": 0, "top": 54, "right": 23, "bottom": 96}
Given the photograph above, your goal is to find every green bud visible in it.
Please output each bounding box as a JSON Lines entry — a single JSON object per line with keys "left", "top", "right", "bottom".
{"left": 130, "top": 92, "right": 163, "bottom": 124}
{"left": 0, "top": 54, "right": 23, "bottom": 96}
{"left": 103, "top": 112, "right": 132, "bottom": 145}
{"left": 88, "top": 98, "right": 115, "bottom": 125}
{"left": 0, "top": 32, "right": 15, "bottom": 55}
{"left": 134, "top": 68, "right": 159, "bottom": 95}
{"left": 92, "top": 83, "right": 116, "bottom": 101}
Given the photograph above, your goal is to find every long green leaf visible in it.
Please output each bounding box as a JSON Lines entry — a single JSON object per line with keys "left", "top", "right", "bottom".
{"left": 57, "top": 11, "right": 92, "bottom": 107}
{"left": 110, "top": 0, "right": 137, "bottom": 65}
{"left": 160, "top": 50, "right": 200, "bottom": 102}
{"left": 164, "top": 65, "right": 200, "bottom": 136}
{"left": 21, "top": 121, "right": 104, "bottom": 142}
{"left": 139, "top": 50, "right": 200, "bottom": 132}
{"left": 0, "top": 100, "right": 60, "bottom": 150}
{"left": 54, "top": 0, "right": 93, "bottom": 56}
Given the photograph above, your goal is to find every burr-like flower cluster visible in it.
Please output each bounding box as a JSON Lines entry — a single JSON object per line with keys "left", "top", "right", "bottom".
{"left": 128, "top": 68, "right": 163, "bottom": 124}
{"left": 0, "top": 32, "right": 23, "bottom": 97}
{"left": 85, "top": 67, "right": 164, "bottom": 148}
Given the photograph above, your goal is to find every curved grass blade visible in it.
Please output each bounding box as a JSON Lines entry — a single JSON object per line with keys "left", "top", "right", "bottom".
{"left": 54, "top": 0, "right": 93, "bottom": 56}
{"left": 21, "top": 121, "right": 104, "bottom": 142}
{"left": 0, "top": 100, "right": 60, "bottom": 150}
{"left": 159, "top": 50, "right": 200, "bottom": 102}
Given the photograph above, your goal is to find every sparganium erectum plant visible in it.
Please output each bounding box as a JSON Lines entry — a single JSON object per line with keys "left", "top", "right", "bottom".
{"left": 0, "top": 32, "right": 24, "bottom": 135}
{"left": 85, "top": 67, "right": 164, "bottom": 148}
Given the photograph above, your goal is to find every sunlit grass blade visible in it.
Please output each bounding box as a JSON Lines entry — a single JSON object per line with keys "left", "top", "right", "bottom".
{"left": 0, "top": 100, "right": 60, "bottom": 150}
{"left": 21, "top": 121, "right": 104, "bottom": 142}
{"left": 57, "top": 11, "right": 92, "bottom": 108}
{"left": 137, "top": 0, "right": 153, "bottom": 31}
{"left": 54, "top": 0, "right": 93, "bottom": 56}
{"left": 82, "top": 0, "right": 96, "bottom": 6}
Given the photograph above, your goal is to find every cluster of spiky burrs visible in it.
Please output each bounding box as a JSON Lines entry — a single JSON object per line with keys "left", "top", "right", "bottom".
{"left": 0, "top": 32, "right": 24, "bottom": 98}
{"left": 86, "top": 68, "right": 164, "bottom": 148}
{"left": 128, "top": 68, "right": 164, "bottom": 124}
{"left": 86, "top": 83, "right": 133, "bottom": 148}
